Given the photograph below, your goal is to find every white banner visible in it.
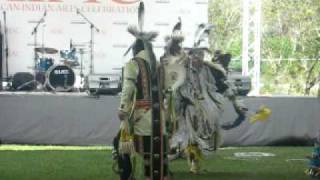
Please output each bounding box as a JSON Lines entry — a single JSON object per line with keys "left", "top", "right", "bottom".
{"left": 0, "top": 0, "right": 208, "bottom": 76}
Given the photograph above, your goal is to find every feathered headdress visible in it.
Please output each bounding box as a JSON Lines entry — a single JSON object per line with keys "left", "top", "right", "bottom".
{"left": 123, "top": 2, "right": 158, "bottom": 56}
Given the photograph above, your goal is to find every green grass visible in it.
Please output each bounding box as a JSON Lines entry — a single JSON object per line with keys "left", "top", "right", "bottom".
{"left": 0, "top": 145, "right": 314, "bottom": 180}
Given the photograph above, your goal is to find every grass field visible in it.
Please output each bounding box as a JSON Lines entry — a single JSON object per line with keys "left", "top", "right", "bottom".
{"left": 0, "top": 145, "right": 314, "bottom": 180}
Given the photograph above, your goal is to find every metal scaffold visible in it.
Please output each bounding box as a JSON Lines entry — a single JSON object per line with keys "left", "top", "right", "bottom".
{"left": 242, "top": 0, "right": 262, "bottom": 95}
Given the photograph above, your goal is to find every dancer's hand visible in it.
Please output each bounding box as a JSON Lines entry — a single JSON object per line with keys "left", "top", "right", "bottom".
{"left": 118, "top": 110, "right": 128, "bottom": 121}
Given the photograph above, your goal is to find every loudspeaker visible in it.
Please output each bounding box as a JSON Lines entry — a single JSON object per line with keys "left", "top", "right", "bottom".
{"left": 12, "top": 72, "right": 36, "bottom": 91}
{"left": 85, "top": 73, "right": 121, "bottom": 95}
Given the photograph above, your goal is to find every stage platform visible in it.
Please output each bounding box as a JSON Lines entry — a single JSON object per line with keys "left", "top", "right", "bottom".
{"left": 0, "top": 92, "right": 319, "bottom": 146}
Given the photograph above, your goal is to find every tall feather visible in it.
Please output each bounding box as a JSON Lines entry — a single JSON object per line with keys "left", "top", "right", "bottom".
{"left": 138, "top": 1, "right": 145, "bottom": 32}
{"left": 172, "top": 17, "right": 182, "bottom": 33}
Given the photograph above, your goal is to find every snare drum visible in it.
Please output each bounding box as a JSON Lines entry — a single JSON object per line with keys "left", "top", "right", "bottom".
{"left": 46, "top": 65, "right": 75, "bottom": 92}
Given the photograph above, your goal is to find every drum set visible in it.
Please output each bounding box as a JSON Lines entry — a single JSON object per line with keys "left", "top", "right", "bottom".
{"left": 9, "top": 9, "right": 99, "bottom": 92}
{"left": 33, "top": 45, "right": 85, "bottom": 92}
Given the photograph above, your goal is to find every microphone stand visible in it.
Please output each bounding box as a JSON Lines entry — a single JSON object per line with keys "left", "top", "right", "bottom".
{"left": 76, "top": 9, "right": 99, "bottom": 75}
{"left": 31, "top": 10, "right": 47, "bottom": 89}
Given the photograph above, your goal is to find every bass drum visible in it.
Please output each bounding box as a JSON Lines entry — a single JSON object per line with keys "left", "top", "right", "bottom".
{"left": 12, "top": 72, "right": 36, "bottom": 91}
{"left": 46, "top": 65, "right": 75, "bottom": 92}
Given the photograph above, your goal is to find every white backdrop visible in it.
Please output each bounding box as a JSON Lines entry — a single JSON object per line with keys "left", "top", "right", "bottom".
{"left": 0, "top": 0, "right": 208, "bottom": 77}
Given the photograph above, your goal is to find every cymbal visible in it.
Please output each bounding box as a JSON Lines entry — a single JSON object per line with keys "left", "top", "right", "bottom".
{"left": 35, "top": 47, "right": 58, "bottom": 54}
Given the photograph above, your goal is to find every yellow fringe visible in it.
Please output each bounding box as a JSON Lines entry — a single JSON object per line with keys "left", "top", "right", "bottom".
{"left": 185, "top": 144, "right": 203, "bottom": 161}
{"left": 185, "top": 144, "right": 203, "bottom": 174}
{"left": 119, "top": 121, "right": 135, "bottom": 155}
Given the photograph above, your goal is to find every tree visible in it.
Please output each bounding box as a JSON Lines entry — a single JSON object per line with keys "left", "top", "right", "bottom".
{"left": 261, "top": 0, "right": 320, "bottom": 95}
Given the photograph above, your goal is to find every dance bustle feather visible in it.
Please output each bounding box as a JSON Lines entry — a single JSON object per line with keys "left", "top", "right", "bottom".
{"left": 193, "top": 23, "right": 214, "bottom": 48}
{"left": 194, "top": 23, "right": 206, "bottom": 40}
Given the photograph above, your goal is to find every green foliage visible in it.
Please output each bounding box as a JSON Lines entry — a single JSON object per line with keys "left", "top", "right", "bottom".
{"left": 260, "top": 60, "right": 319, "bottom": 95}
{"left": 208, "top": 0, "right": 320, "bottom": 96}
{"left": 263, "top": 37, "right": 294, "bottom": 59}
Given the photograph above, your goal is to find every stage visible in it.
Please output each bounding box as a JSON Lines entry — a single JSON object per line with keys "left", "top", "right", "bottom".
{"left": 0, "top": 92, "right": 319, "bottom": 146}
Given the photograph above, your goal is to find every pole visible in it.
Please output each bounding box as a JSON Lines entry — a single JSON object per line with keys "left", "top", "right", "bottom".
{"left": 76, "top": 9, "right": 99, "bottom": 75}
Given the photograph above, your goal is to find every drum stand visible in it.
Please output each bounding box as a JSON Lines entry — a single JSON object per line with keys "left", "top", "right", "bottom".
{"left": 31, "top": 10, "right": 47, "bottom": 91}
{"left": 76, "top": 9, "right": 100, "bottom": 75}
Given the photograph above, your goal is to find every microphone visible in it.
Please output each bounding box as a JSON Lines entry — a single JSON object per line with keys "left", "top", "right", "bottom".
{"left": 76, "top": 8, "right": 80, "bottom": 15}
{"left": 44, "top": 10, "right": 47, "bottom": 17}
